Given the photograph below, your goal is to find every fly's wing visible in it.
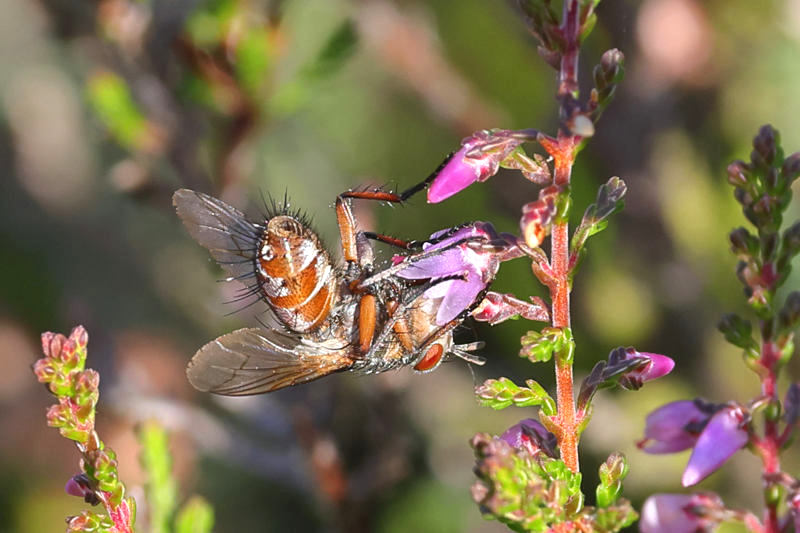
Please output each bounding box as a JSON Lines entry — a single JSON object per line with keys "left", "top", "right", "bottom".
{"left": 186, "top": 328, "right": 355, "bottom": 395}
{"left": 173, "top": 189, "right": 262, "bottom": 280}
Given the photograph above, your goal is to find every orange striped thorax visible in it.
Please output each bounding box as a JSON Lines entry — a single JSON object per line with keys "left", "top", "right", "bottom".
{"left": 256, "top": 215, "right": 338, "bottom": 333}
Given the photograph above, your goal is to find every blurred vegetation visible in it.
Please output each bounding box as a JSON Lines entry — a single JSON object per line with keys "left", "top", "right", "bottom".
{"left": 1, "top": 0, "right": 799, "bottom": 532}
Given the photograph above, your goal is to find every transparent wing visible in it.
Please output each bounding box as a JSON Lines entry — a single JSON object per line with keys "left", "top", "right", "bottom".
{"left": 173, "top": 189, "right": 262, "bottom": 280}
{"left": 186, "top": 328, "right": 354, "bottom": 395}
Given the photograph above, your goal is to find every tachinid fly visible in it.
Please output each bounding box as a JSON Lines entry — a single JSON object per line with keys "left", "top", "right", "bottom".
{"left": 173, "top": 185, "right": 506, "bottom": 395}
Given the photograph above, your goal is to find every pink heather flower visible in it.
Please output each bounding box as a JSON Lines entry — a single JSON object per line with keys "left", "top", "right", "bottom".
{"left": 427, "top": 130, "right": 525, "bottom": 203}
{"left": 681, "top": 406, "right": 749, "bottom": 487}
{"left": 617, "top": 350, "right": 675, "bottom": 389}
{"left": 640, "top": 493, "right": 724, "bottom": 533}
{"left": 396, "top": 223, "right": 515, "bottom": 325}
{"left": 500, "top": 418, "right": 557, "bottom": 458}
{"left": 638, "top": 400, "right": 713, "bottom": 454}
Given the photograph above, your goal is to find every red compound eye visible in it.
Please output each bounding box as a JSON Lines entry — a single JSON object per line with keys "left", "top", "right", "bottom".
{"left": 414, "top": 344, "right": 444, "bottom": 372}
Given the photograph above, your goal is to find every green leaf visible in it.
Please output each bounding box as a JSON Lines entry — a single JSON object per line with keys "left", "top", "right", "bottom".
{"left": 570, "top": 177, "right": 627, "bottom": 272}
{"left": 235, "top": 26, "right": 273, "bottom": 96}
{"left": 475, "top": 377, "right": 555, "bottom": 412}
{"left": 596, "top": 452, "right": 629, "bottom": 508}
{"left": 87, "top": 71, "right": 150, "bottom": 151}
{"left": 175, "top": 497, "right": 215, "bottom": 533}
{"left": 139, "top": 421, "right": 178, "bottom": 533}
{"left": 271, "top": 19, "right": 358, "bottom": 115}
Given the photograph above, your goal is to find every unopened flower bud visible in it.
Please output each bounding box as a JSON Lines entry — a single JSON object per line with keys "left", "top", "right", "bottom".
{"left": 74, "top": 370, "right": 100, "bottom": 404}
{"left": 500, "top": 418, "right": 557, "bottom": 458}
{"left": 753, "top": 125, "right": 779, "bottom": 167}
{"left": 726, "top": 160, "right": 749, "bottom": 187}
{"left": 728, "top": 227, "right": 754, "bottom": 256}
{"left": 60, "top": 339, "right": 80, "bottom": 368}
{"left": 70, "top": 325, "right": 89, "bottom": 349}
{"left": 65, "top": 473, "right": 100, "bottom": 505}
{"left": 779, "top": 292, "right": 800, "bottom": 332}
{"left": 600, "top": 49, "right": 624, "bottom": 77}
{"left": 47, "top": 334, "right": 65, "bottom": 361}
{"left": 781, "top": 152, "right": 800, "bottom": 182}
{"left": 33, "top": 359, "right": 56, "bottom": 383}
{"left": 783, "top": 221, "right": 800, "bottom": 257}
{"left": 765, "top": 167, "right": 780, "bottom": 191}
{"left": 599, "top": 452, "right": 628, "bottom": 483}
{"left": 717, "top": 313, "right": 754, "bottom": 349}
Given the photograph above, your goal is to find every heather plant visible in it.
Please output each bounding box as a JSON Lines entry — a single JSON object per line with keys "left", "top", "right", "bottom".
{"left": 408, "top": 0, "right": 664, "bottom": 530}
{"left": 636, "top": 129, "right": 800, "bottom": 532}
{"left": 23, "top": 0, "right": 800, "bottom": 532}
{"left": 398, "top": 1, "right": 799, "bottom": 532}
{"left": 33, "top": 326, "right": 214, "bottom": 533}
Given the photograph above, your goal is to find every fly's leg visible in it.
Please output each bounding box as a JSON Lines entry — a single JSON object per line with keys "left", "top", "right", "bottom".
{"left": 334, "top": 154, "right": 455, "bottom": 265}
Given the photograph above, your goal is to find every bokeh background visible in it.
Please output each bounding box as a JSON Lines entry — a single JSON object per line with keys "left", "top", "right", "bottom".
{"left": 2, "top": 0, "right": 800, "bottom": 531}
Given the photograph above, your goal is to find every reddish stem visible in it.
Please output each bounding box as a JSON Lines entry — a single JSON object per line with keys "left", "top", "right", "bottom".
{"left": 551, "top": 143, "right": 578, "bottom": 472}
{"left": 760, "top": 341, "right": 782, "bottom": 533}
{"left": 545, "top": 0, "right": 582, "bottom": 474}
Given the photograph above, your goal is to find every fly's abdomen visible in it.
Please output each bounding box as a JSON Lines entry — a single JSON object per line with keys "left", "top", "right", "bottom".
{"left": 257, "top": 216, "right": 337, "bottom": 332}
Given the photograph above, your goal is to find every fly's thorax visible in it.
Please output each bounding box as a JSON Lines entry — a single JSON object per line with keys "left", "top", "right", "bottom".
{"left": 256, "top": 215, "right": 338, "bottom": 333}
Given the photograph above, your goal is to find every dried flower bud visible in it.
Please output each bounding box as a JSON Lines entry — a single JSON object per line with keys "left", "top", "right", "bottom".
{"left": 520, "top": 185, "right": 560, "bottom": 248}
{"left": 568, "top": 114, "right": 595, "bottom": 137}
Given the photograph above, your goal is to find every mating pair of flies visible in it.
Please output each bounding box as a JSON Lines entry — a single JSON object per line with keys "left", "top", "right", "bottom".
{"left": 174, "top": 174, "right": 545, "bottom": 396}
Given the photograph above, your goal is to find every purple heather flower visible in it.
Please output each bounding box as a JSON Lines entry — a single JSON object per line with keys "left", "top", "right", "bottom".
{"left": 638, "top": 400, "right": 712, "bottom": 454}
{"left": 681, "top": 406, "right": 748, "bottom": 486}
{"left": 640, "top": 493, "right": 724, "bottom": 533}
{"left": 427, "top": 130, "right": 525, "bottom": 203}
{"left": 639, "top": 400, "right": 749, "bottom": 487}
{"left": 396, "top": 223, "right": 515, "bottom": 325}
{"left": 65, "top": 473, "right": 100, "bottom": 505}
{"left": 500, "top": 418, "right": 557, "bottom": 458}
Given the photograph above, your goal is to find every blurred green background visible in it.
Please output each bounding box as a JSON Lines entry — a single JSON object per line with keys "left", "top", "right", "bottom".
{"left": 1, "top": 0, "right": 799, "bottom": 531}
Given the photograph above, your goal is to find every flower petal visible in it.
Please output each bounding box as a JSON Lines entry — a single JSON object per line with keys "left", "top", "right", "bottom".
{"left": 435, "top": 268, "right": 486, "bottom": 325}
{"left": 500, "top": 419, "right": 557, "bottom": 457}
{"left": 682, "top": 407, "right": 748, "bottom": 486}
{"left": 427, "top": 146, "right": 481, "bottom": 203}
{"left": 639, "top": 400, "right": 708, "bottom": 454}
{"left": 640, "top": 493, "right": 721, "bottom": 533}
{"left": 636, "top": 353, "right": 675, "bottom": 382}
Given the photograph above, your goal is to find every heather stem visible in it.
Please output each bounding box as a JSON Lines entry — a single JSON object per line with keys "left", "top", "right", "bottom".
{"left": 550, "top": 138, "right": 578, "bottom": 472}
{"left": 760, "top": 340, "right": 782, "bottom": 533}
{"left": 548, "top": 0, "right": 582, "bottom": 474}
